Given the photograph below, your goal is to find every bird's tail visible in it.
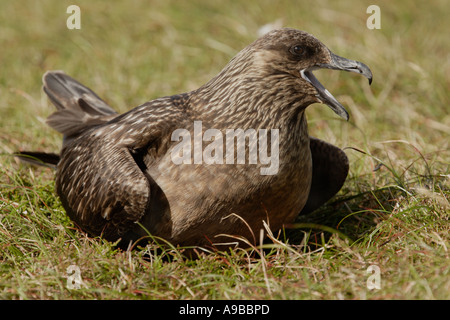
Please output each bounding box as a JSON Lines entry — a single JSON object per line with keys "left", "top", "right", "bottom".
{"left": 14, "top": 151, "right": 60, "bottom": 168}
{"left": 43, "top": 71, "right": 118, "bottom": 140}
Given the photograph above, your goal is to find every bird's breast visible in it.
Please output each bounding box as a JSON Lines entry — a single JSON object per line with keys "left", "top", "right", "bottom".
{"left": 142, "top": 128, "right": 312, "bottom": 245}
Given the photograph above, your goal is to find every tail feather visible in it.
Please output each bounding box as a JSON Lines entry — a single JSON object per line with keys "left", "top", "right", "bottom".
{"left": 43, "top": 71, "right": 118, "bottom": 139}
{"left": 15, "top": 151, "right": 60, "bottom": 168}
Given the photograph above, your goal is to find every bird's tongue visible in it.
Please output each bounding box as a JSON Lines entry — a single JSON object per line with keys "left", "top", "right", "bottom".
{"left": 301, "top": 69, "right": 349, "bottom": 120}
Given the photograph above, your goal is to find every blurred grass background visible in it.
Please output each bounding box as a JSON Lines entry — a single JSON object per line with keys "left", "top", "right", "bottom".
{"left": 0, "top": 0, "right": 448, "bottom": 299}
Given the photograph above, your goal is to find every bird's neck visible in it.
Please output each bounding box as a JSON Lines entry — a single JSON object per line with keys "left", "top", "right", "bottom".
{"left": 191, "top": 60, "right": 314, "bottom": 139}
{"left": 188, "top": 77, "right": 312, "bottom": 172}
{"left": 193, "top": 47, "right": 315, "bottom": 124}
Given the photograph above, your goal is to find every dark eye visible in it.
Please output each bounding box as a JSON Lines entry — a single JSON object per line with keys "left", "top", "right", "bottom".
{"left": 290, "top": 45, "right": 304, "bottom": 56}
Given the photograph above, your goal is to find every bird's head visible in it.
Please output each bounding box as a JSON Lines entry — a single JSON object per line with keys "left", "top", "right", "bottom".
{"left": 250, "top": 28, "right": 372, "bottom": 120}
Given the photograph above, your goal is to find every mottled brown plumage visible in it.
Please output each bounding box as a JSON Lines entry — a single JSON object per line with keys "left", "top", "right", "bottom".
{"left": 27, "top": 29, "right": 372, "bottom": 249}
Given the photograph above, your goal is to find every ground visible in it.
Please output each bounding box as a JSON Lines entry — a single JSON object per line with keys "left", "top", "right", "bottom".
{"left": 0, "top": 0, "right": 448, "bottom": 299}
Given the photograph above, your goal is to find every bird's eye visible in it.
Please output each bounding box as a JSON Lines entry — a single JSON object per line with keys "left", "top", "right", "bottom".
{"left": 290, "top": 45, "right": 304, "bottom": 56}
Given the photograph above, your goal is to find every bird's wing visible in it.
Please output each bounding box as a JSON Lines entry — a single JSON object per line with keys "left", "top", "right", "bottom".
{"left": 43, "top": 71, "right": 118, "bottom": 146}
{"left": 299, "top": 136, "right": 349, "bottom": 215}
{"left": 56, "top": 131, "right": 151, "bottom": 243}
{"left": 42, "top": 71, "right": 189, "bottom": 243}
{"left": 39, "top": 71, "right": 149, "bottom": 242}
{"left": 55, "top": 96, "right": 188, "bottom": 243}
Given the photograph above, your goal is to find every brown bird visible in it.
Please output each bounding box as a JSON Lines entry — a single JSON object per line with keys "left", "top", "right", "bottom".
{"left": 22, "top": 28, "right": 372, "bottom": 250}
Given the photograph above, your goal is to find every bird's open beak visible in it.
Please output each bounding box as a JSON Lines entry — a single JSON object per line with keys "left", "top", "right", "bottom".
{"left": 300, "top": 51, "right": 372, "bottom": 120}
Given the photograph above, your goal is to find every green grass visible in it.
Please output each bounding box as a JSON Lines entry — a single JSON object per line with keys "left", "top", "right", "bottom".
{"left": 0, "top": 0, "right": 448, "bottom": 300}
